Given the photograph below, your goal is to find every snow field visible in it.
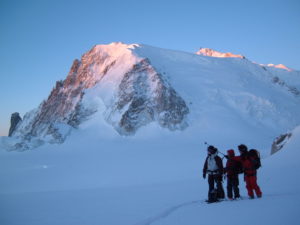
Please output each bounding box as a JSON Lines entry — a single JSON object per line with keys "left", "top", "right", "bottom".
{"left": 1, "top": 126, "right": 300, "bottom": 225}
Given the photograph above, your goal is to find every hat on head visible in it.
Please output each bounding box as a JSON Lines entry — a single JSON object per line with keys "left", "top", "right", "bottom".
{"left": 208, "top": 145, "right": 217, "bottom": 154}
{"left": 227, "top": 149, "right": 235, "bottom": 157}
{"left": 238, "top": 144, "right": 248, "bottom": 153}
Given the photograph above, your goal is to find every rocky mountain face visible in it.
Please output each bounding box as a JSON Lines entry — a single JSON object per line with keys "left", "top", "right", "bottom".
{"left": 8, "top": 112, "right": 22, "bottom": 137}
{"left": 8, "top": 43, "right": 189, "bottom": 150}
{"left": 111, "top": 58, "right": 189, "bottom": 135}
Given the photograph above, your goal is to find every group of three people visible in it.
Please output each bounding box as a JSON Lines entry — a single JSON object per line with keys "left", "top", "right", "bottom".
{"left": 203, "top": 144, "right": 262, "bottom": 203}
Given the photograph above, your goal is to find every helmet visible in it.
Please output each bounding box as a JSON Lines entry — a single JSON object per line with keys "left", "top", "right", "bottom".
{"left": 227, "top": 149, "right": 235, "bottom": 157}
{"left": 238, "top": 144, "right": 248, "bottom": 153}
{"left": 208, "top": 145, "right": 217, "bottom": 154}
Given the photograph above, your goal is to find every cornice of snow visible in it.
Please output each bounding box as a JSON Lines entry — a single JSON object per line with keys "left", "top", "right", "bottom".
{"left": 196, "top": 48, "right": 245, "bottom": 59}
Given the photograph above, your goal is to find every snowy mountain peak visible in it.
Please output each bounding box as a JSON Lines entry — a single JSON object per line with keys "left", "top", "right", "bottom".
{"left": 91, "top": 42, "right": 140, "bottom": 57}
{"left": 266, "top": 63, "right": 293, "bottom": 71}
{"left": 3, "top": 43, "right": 300, "bottom": 151}
{"left": 196, "top": 48, "right": 245, "bottom": 59}
{"left": 5, "top": 43, "right": 190, "bottom": 150}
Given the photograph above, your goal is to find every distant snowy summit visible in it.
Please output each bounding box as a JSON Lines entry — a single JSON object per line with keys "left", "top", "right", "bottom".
{"left": 196, "top": 48, "right": 245, "bottom": 59}
{"left": 196, "top": 48, "right": 293, "bottom": 72}
{"left": 3, "top": 42, "right": 300, "bottom": 150}
{"left": 265, "top": 63, "right": 293, "bottom": 72}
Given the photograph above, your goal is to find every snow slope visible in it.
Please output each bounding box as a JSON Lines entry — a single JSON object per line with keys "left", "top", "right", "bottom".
{"left": 0, "top": 124, "right": 299, "bottom": 225}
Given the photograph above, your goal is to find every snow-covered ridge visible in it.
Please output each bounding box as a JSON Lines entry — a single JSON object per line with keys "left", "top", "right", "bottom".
{"left": 196, "top": 48, "right": 245, "bottom": 59}
{"left": 197, "top": 47, "right": 293, "bottom": 72}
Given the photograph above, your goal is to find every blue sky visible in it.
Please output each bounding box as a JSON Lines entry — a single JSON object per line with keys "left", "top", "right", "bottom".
{"left": 0, "top": 0, "right": 299, "bottom": 136}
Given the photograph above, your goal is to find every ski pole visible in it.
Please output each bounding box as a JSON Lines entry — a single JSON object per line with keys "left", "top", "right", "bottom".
{"left": 218, "top": 151, "right": 226, "bottom": 156}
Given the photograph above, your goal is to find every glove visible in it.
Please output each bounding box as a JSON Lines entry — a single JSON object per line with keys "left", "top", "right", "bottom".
{"left": 203, "top": 173, "right": 206, "bottom": 179}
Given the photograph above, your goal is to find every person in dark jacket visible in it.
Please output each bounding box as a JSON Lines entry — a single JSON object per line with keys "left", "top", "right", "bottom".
{"left": 203, "top": 145, "right": 225, "bottom": 202}
{"left": 236, "top": 144, "right": 262, "bottom": 199}
{"left": 224, "top": 149, "right": 241, "bottom": 200}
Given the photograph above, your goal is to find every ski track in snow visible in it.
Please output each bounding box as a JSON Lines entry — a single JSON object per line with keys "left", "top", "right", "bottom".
{"left": 133, "top": 196, "right": 258, "bottom": 225}
{"left": 134, "top": 200, "right": 201, "bottom": 225}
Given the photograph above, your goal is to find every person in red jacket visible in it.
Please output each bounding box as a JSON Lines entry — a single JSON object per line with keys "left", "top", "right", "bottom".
{"left": 236, "top": 144, "right": 262, "bottom": 199}
{"left": 224, "top": 149, "right": 241, "bottom": 200}
{"left": 203, "top": 145, "right": 225, "bottom": 202}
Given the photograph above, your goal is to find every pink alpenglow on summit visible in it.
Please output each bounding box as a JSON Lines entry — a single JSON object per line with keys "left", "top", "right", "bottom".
{"left": 196, "top": 48, "right": 245, "bottom": 59}
{"left": 267, "top": 63, "right": 293, "bottom": 72}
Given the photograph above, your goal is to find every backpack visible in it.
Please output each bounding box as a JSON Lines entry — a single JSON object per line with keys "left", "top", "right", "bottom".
{"left": 248, "top": 149, "right": 261, "bottom": 169}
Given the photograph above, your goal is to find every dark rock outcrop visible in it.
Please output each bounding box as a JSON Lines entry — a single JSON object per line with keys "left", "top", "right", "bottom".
{"left": 8, "top": 112, "right": 22, "bottom": 136}
{"left": 272, "top": 76, "right": 300, "bottom": 96}
{"left": 271, "top": 133, "right": 292, "bottom": 155}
